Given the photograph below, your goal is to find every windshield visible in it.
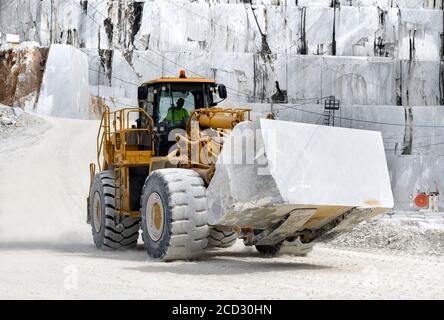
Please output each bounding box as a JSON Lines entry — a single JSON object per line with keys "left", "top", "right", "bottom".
{"left": 158, "top": 83, "right": 214, "bottom": 125}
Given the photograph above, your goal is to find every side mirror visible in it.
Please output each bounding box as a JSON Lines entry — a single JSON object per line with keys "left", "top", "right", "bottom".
{"left": 218, "top": 85, "right": 227, "bottom": 100}
{"left": 138, "top": 86, "right": 148, "bottom": 100}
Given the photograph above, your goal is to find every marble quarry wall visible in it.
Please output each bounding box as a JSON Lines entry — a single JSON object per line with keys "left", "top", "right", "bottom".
{"left": 1, "top": 1, "right": 443, "bottom": 106}
{"left": 1, "top": 0, "right": 444, "bottom": 210}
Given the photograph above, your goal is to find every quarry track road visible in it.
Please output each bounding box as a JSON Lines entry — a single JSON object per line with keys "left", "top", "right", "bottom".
{"left": 1, "top": 115, "right": 444, "bottom": 300}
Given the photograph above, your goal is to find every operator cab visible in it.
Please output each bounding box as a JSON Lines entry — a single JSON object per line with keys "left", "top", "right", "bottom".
{"left": 137, "top": 70, "right": 227, "bottom": 156}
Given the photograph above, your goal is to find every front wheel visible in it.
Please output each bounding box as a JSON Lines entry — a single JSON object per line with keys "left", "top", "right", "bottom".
{"left": 140, "top": 169, "right": 209, "bottom": 261}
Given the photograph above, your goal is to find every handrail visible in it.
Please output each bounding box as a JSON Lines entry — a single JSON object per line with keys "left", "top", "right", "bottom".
{"left": 96, "top": 106, "right": 110, "bottom": 172}
{"left": 96, "top": 106, "right": 155, "bottom": 169}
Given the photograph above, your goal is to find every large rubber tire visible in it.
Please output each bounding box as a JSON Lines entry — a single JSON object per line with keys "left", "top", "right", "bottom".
{"left": 280, "top": 239, "right": 314, "bottom": 257}
{"left": 140, "top": 169, "right": 209, "bottom": 261}
{"left": 208, "top": 227, "right": 238, "bottom": 248}
{"left": 256, "top": 240, "right": 314, "bottom": 257}
{"left": 89, "top": 171, "right": 140, "bottom": 250}
{"left": 255, "top": 243, "right": 283, "bottom": 257}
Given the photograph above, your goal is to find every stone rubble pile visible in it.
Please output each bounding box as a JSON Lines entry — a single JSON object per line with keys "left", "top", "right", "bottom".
{"left": 0, "top": 103, "right": 44, "bottom": 138}
{"left": 326, "top": 219, "right": 444, "bottom": 256}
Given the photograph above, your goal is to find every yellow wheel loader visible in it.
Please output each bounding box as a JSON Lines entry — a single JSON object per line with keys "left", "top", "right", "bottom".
{"left": 87, "top": 70, "right": 394, "bottom": 261}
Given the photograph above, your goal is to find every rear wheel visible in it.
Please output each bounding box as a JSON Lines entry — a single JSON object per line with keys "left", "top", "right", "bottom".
{"left": 88, "top": 171, "right": 140, "bottom": 250}
{"left": 256, "top": 239, "right": 314, "bottom": 257}
{"left": 255, "top": 243, "right": 283, "bottom": 257}
{"left": 140, "top": 169, "right": 209, "bottom": 261}
{"left": 280, "top": 239, "right": 314, "bottom": 256}
{"left": 208, "top": 227, "right": 238, "bottom": 248}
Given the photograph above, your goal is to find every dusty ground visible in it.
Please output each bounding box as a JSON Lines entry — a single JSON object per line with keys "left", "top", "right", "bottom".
{"left": 1, "top": 112, "right": 444, "bottom": 300}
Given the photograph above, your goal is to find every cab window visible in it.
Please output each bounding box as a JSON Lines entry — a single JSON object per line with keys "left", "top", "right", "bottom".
{"left": 158, "top": 83, "right": 213, "bottom": 124}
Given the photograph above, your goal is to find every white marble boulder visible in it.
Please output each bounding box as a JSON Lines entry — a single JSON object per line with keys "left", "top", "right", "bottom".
{"left": 207, "top": 119, "right": 394, "bottom": 227}
{"left": 36, "top": 44, "right": 90, "bottom": 119}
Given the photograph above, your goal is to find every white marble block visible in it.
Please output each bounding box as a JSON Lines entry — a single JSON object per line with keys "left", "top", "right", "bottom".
{"left": 207, "top": 119, "right": 394, "bottom": 226}
{"left": 36, "top": 44, "right": 90, "bottom": 119}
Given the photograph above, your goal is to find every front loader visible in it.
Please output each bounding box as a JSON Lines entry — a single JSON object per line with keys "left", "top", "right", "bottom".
{"left": 87, "top": 70, "right": 393, "bottom": 261}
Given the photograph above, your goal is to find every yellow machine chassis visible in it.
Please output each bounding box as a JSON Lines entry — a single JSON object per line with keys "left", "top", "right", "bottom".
{"left": 90, "top": 105, "right": 252, "bottom": 219}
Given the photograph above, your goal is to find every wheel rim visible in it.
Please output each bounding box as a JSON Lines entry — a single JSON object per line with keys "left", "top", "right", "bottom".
{"left": 146, "top": 192, "right": 165, "bottom": 242}
{"left": 93, "top": 192, "right": 102, "bottom": 233}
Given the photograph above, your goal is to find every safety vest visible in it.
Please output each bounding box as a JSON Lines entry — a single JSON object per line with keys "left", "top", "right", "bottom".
{"left": 166, "top": 108, "right": 189, "bottom": 123}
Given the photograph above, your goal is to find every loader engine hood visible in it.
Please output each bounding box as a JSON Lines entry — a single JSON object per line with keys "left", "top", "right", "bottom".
{"left": 206, "top": 119, "right": 394, "bottom": 229}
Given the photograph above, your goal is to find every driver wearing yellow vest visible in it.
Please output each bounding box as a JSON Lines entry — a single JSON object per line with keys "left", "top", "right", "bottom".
{"left": 165, "top": 98, "right": 189, "bottom": 125}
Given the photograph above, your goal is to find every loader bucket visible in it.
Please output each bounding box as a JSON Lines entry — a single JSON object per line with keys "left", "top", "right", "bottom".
{"left": 207, "top": 119, "right": 394, "bottom": 235}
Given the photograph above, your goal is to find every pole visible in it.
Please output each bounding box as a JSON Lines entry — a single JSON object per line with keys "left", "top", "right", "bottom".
{"left": 50, "top": 0, "right": 54, "bottom": 44}
{"left": 98, "top": 26, "right": 101, "bottom": 98}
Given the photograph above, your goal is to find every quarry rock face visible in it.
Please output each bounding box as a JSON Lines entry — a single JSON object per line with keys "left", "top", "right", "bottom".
{"left": 36, "top": 44, "right": 90, "bottom": 119}
{"left": 0, "top": 42, "right": 48, "bottom": 108}
{"left": 1, "top": 1, "right": 443, "bottom": 105}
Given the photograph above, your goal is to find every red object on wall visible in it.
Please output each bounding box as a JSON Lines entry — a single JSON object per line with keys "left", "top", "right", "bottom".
{"left": 414, "top": 194, "right": 429, "bottom": 208}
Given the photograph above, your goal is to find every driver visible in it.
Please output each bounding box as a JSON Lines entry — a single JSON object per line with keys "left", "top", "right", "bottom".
{"left": 165, "top": 98, "right": 189, "bottom": 125}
